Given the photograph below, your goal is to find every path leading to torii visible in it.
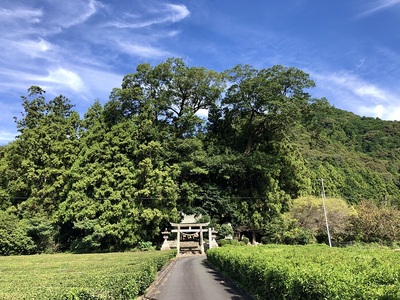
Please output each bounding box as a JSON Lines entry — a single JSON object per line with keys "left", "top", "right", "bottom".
{"left": 143, "top": 255, "right": 253, "bottom": 300}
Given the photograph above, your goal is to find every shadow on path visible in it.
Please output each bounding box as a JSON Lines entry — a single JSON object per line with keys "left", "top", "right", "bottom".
{"left": 200, "top": 259, "right": 253, "bottom": 300}
{"left": 143, "top": 255, "right": 254, "bottom": 300}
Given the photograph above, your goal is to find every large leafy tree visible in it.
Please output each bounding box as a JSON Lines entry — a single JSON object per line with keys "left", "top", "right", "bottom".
{"left": 106, "top": 58, "right": 225, "bottom": 137}
{"left": 222, "top": 64, "right": 315, "bottom": 154}
{"left": 206, "top": 65, "right": 315, "bottom": 241}
{"left": 106, "top": 59, "right": 227, "bottom": 215}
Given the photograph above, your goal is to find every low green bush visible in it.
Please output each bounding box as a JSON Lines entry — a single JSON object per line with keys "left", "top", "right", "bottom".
{"left": 207, "top": 244, "right": 400, "bottom": 299}
{"left": 0, "top": 211, "right": 36, "bottom": 255}
{"left": 241, "top": 236, "right": 250, "bottom": 245}
{"left": 217, "top": 239, "right": 245, "bottom": 247}
{"left": 137, "top": 241, "right": 155, "bottom": 251}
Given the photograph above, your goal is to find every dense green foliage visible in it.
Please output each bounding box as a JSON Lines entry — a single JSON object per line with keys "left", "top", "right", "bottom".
{"left": 0, "top": 211, "right": 36, "bottom": 255}
{"left": 0, "top": 250, "right": 176, "bottom": 299}
{"left": 0, "top": 58, "right": 400, "bottom": 253}
{"left": 207, "top": 245, "right": 400, "bottom": 299}
{"left": 298, "top": 104, "right": 400, "bottom": 203}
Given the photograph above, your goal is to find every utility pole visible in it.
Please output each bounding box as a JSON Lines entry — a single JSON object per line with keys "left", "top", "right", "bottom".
{"left": 321, "top": 179, "right": 332, "bottom": 247}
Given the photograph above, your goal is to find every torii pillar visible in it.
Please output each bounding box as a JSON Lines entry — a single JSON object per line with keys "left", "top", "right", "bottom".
{"left": 199, "top": 224, "right": 204, "bottom": 254}
{"left": 176, "top": 224, "right": 180, "bottom": 254}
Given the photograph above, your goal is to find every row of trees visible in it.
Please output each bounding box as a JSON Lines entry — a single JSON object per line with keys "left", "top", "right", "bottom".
{"left": 0, "top": 58, "right": 399, "bottom": 254}
{"left": 268, "top": 196, "right": 400, "bottom": 246}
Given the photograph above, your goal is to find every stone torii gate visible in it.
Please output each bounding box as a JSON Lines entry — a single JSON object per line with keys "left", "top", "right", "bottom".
{"left": 164, "top": 214, "right": 211, "bottom": 254}
{"left": 170, "top": 221, "right": 210, "bottom": 254}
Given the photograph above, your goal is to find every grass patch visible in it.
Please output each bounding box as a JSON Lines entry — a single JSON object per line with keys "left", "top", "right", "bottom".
{"left": 0, "top": 250, "right": 176, "bottom": 299}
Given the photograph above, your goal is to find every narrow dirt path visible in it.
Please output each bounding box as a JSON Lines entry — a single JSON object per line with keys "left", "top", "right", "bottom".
{"left": 144, "top": 255, "right": 253, "bottom": 300}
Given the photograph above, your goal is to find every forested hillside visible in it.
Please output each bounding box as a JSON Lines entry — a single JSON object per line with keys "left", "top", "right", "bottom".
{"left": 1, "top": 58, "right": 399, "bottom": 254}
{"left": 297, "top": 105, "right": 400, "bottom": 203}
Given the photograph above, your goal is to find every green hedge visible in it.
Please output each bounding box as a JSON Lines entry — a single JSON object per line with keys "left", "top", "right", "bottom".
{"left": 207, "top": 244, "right": 400, "bottom": 299}
{"left": 217, "top": 239, "right": 246, "bottom": 247}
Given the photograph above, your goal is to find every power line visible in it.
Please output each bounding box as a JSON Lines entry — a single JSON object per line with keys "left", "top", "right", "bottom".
{"left": 0, "top": 195, "right": 279, "bottom": 201}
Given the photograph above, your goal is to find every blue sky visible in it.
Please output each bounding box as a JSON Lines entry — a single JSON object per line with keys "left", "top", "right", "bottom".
{"left": 1, "top": 0, "right": 400, "bottom": 144}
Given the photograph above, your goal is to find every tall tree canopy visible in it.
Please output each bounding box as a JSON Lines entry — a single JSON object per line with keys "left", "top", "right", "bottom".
{"left": 0, "top": 59, "right": 399, "bottom": 253}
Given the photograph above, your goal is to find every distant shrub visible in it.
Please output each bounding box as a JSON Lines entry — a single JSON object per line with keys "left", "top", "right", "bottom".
{"left": 217, "top": 223, "right": 234, "bottom": 239}
{"left": 218, "top": 239, "right": 245, "bottom": 247}
{"left": 353, "top": 200, "right": 400, "bottom": 244}
{"left": 137, "top": 241, "right": 155, "bottom": 251}
{"left": 263, "top": 213, "right": 316, "bottom": 245}
{"left": 290, "top": 196, "right": 357, "bottom": 243}
{"left": 24, "top": 216, "right": 58, "bottom": 253}
{"left": 0, "top": 211, "right": 36, "bottom": 255}
{"left": 60, "top": 289, "right": 100, "bottom": 300}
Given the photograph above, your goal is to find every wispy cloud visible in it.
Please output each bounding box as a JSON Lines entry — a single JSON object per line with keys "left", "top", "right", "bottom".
{"left": 166, "top": 4, "right": 190, "bottom": 22}
{"left": 0, "top": 1, "right": 190, "bottom": 144}
{"left": 0, "top": 7, "right": 43, "bottom": 22}
{"left": 0, "top": 1, "right": 188, "bottom": 97}
{"left": 323, "top": 72, "right": 389, "bottom": 100}
{"left": 117, "top": 42, "right": 171, "bottom": 58}
{"left": 6, "top": 38, "right": 53, "bottom": 59}
{"left": 22, "top": 0, "right": 103, "bottom": 32}
{"left": 107, "top": 3, "right": 189, "bottom": 28}
{"left": 357, "top": 0, "right": 400, "bottom": 17}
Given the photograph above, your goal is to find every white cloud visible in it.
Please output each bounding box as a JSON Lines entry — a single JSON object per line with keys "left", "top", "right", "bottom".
{"left": 165, "top": 4, "right": 190, "bottom": 22}
{"left": 359, "top": 104, "right": 400, "bottom": 120}
{"left": 0, "top": 6, "right": 44, "bottom": 40}
{"left": 0, "top": 101, "right": 19, "bottom": 145}
{"left": 359, "top": 104, "right": 385, "bottom": 119}
{"left": 385, "top": 106, "right": 400, "bottom": 120}
{"left": 312, "top": 70, "right": 400, "bottom": 121}
{"left": 314, "top": 71, "right": 391, "bottom": 102}
{"left": 38, "top": 68, "right": 85, "bottom": 92}
{"left": 0, "top": 1, "right": 102, "bottom": 37}
{"left": 70, "top": 66, "right": 123, "bottom": 102}
{"left": 354, "top": 85, "right": 387, "bottom": 100}
{"left": 0, "top": 130, "right": 17, "bottom": 145}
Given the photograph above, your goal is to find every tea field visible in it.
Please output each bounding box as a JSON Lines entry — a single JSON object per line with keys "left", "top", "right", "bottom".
{"left": 0, "top": 250, "right": 176, "bottom": 299}
{"left": 207, "top": 244, "right": 400, "bottom": 299}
